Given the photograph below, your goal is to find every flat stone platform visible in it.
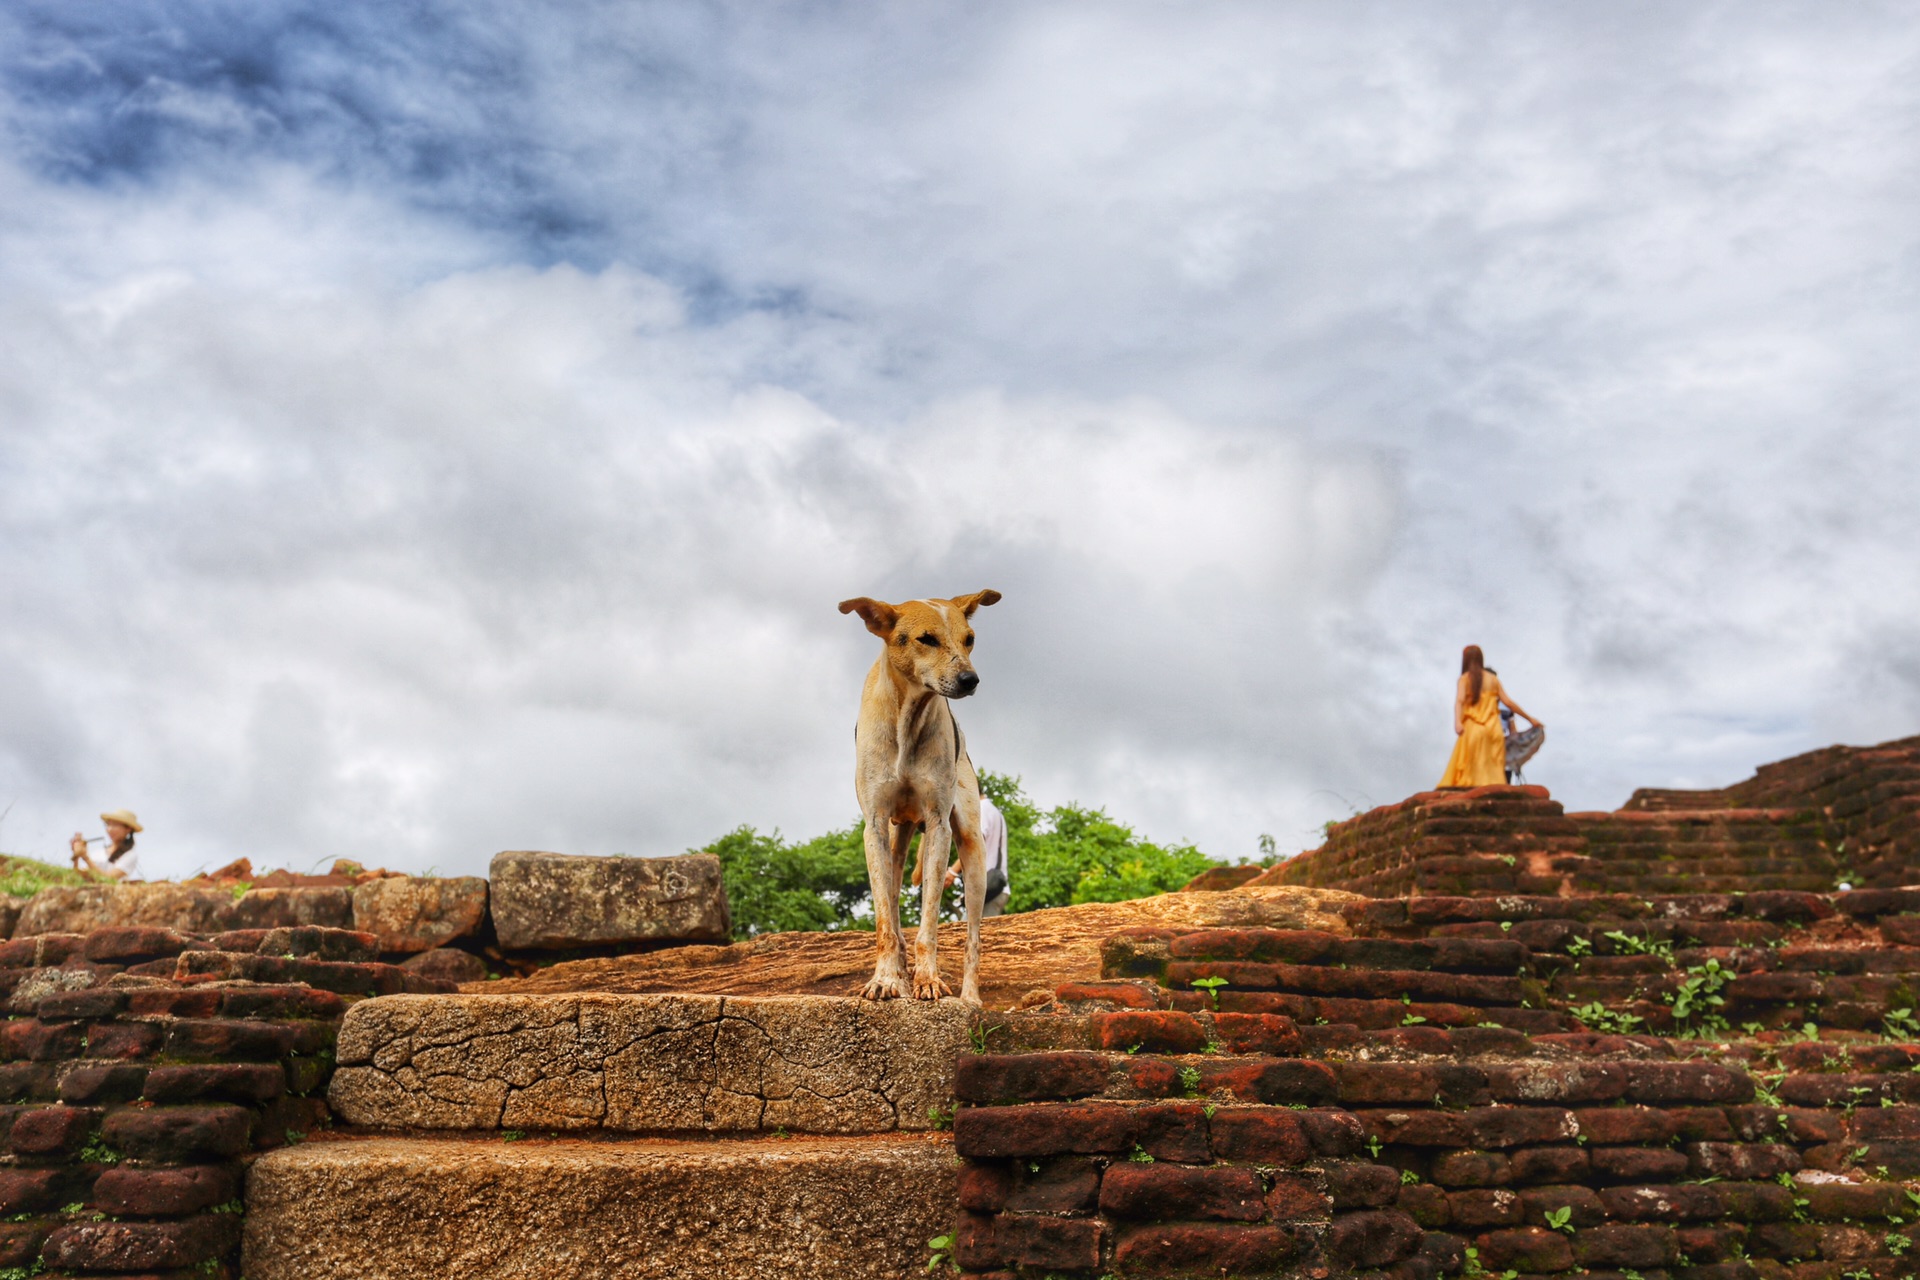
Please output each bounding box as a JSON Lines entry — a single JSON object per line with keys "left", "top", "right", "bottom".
{"left": 329, "top": 993, "right": 973, "bottom": 1133}
{"left": 243, "top": 1134, "right": 957, "bottom": 1280}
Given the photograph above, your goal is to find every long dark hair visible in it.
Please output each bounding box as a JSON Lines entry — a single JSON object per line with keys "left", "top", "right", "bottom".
{"left": 108, "top": 832, "right": 136, "bottom": 862}
{"left": 1461, "top": 645, "right": 1485, "bottom": 705}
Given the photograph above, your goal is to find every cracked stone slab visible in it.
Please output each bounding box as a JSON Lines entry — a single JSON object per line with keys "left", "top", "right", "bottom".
{"left": 243, "top": 1134, "right": 958, "bottom": 1280}
{"left": 329, "top": 993, "right": 972, "bottom": 1134}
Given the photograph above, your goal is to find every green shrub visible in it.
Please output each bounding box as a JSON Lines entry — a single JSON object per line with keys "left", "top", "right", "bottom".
{"left": 0, "top": 854, "right": 88, "bottom": 900}
{"left": 700, "top": 771, "right": 1223, "bottom": 939}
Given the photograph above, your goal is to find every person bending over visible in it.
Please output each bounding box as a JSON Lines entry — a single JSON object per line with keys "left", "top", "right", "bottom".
{"left": 70, "top": 809, "right": 144, "bottom": 882}
{"left": 1438, "top": 646, "right": 1542, "bottom": 788}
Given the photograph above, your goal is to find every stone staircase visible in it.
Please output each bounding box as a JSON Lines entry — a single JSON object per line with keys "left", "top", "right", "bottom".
{"left": 241, "top": 994, "right": 975, "bottom": 1280}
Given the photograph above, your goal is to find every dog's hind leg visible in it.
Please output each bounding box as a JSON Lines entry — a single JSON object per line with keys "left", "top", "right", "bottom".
{"left": 859, "top": 817, "right": 911, "bottom": 1000}
{"left": 911, "top": 816, "right": 955, "bottom": 1000}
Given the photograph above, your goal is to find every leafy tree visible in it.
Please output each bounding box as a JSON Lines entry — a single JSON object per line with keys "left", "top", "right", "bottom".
{"left": 701, "top": 770, "right": 1222, "bottom": 940}
{"left": 702, "top": 823, "right": 872, "bottom": 939}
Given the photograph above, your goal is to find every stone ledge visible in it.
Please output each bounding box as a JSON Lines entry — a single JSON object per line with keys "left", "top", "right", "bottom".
{"left": 328, "top": 993, "right": 972, "bottom": 1134}
{"left": 242, "top": 1134, "right": 958, "bottom": 1280}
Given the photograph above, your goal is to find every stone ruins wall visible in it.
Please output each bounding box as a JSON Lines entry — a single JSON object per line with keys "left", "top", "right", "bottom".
{"left": 0, "top": 924, "right": 427, "bottom": 1277}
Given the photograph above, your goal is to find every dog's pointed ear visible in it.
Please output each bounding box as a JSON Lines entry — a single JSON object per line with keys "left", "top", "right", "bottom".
{"left": 953, "top": 589, "right": 1002, "bottom": 617}
{"left": 839, "top": 597, "right": 899, "bottom": 639}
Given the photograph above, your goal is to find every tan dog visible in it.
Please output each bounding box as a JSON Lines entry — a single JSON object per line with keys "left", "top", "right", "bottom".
{"left": 838, "top": 590, "right": 1002, "bottom": 1004}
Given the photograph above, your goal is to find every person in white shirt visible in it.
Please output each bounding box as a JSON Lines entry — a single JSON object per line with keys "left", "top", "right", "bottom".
{"left": 908, "top": 795, "right": 1014, "bottom": 917}
{"left": 70, "top": 809, "right": 144, "bottom": 882}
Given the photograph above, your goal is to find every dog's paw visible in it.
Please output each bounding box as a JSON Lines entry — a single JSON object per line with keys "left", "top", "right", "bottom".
{"left": 959, "top": 985, "right": 983, "bottom": 1008}
{"left": 912, "top": 974, "right": 954, "bottom": 1001}
{"left": 860, "top": 974, "right": 908, "bottom": 1001}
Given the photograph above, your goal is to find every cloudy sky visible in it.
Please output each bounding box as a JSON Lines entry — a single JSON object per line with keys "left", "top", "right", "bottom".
{"left": 1, "top": 3, "right": 1916, "bottom": 880}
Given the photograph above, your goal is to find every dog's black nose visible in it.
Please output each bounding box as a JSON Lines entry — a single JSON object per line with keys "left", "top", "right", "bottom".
{"left": 956, "top": 671, "right": 980, "bottom": 694}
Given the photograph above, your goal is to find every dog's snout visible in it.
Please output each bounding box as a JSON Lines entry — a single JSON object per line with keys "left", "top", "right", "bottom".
{"left": 955, "top": 671, "right": 980, "bottom": 695}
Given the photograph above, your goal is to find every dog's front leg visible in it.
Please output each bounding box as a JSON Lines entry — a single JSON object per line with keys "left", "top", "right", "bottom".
{"left": 859, "top": 816, "right": 910, "bottom": 1000}
{"left": 960, "top": 855, "right": 984, "bottom": 1008}
{"left": 911, "top": 817, "right": 955, "bottom": 1000}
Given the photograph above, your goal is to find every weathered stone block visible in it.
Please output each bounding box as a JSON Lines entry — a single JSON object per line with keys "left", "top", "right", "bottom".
{"left": 352, "top": 877, "right": 488, "bottom": 953}
{"left": 16, "top": 884, "right": 236, "bottom": 936}
{"left": 488, "top": 852, "right": 729, "bottom": 950}
{"left": 243, "top": 1135, "right": 957, "bottom": 1280}
{"left": 330, "top": 993, "right": 969, "bottom": 1134}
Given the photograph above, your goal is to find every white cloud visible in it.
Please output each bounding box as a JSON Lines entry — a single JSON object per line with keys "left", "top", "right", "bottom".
{"left": 1, "top": 3, "right": 1917, "bottom": 878}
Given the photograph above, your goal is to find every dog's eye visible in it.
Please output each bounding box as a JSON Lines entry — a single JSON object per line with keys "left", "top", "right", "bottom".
{"left": 917, "top": 634, "right": 939, "bottom": 647}
{"left": 964, "top": 633, "right": 975, "bottom": 647}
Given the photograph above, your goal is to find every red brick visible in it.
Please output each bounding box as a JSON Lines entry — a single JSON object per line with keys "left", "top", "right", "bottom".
{"left": 1299, "top": 1107, "right": 1367, "bottom": 1156}
{"left": 1208, "top": 1109, "right": 1309, "bottom": 1164}
{"left": 56, "top": 1064, "right": 148, "bottom": 1104}
{"left": 42, "top": 1216, "right": 237, "bottom": 1271}
{"left": 1676, "top": 1223, "right": 1750, "bottom": 1263}
{"left": 1572, "top": 1223, "right": 1679, "bottom": 1269}
{"left": 1125, "top": 1057, "right": 1180, "bottom": 1097}
{"left": 1006, "top": 1157, "right": 1098, "bottom": 1214}
{"left": 1462, "top": 1106, "right": 1577, "bottom": 1148}
{"left": 1590, "top": 1146, "right": 1690, "bottom": 1182}
{"left": 1329, "top": 1208, "right": 1423, "bottom": 1267}
{"left": 954, "top": 1104, "right": 1135, "bottom": 1157}
{"left": 1, "top": 1020, "right": 84, "bottom": 1061}
{"left": 1365, "top": 1109, "right": 1469, "bottom": 1148}
{"left": 1475, "top": 1225, "right": 1574, "bottom": 1272}
{"left": 951, "top": 1211, "right": 1000, "bottom": 1270}
{"left": 0, "top": 1063, "right": 52, "bottom": 1103}
{"left": 0, "top": 1168, "right": 67, "bottom": 1214}
{"left": 1101, "top": 1164, "right": 1265, "bottom": 1221}
{"left": 956, "top": 1053, "right": 1110, "bottom": 1103}
{"left": 1054, "top": 981, "right": 1161, "bottom": 1009}
{"left": 0, "top": 936, "right": 84, "bottom": 967}
{"left": 1450, "top": 1188, "right": 1525, "bottom": 1227}
{"left": 1688, "top": 1141, "right": 1801, "bottom": 1180}
{"left": 1170, "top": 928, "right": 1340, "bottom": 963}
{"left": 1267, "top": 1174, "right": 1331, "bottom": 1221}
{"left": 1572, "top": 1106, "right": 1676, "bottom": 1145}
{"left": 955, "top": 1164, "right": 1010, "bottom": 1213}
{"left": 1136, "top": 1102, "right": 1211, "bottom": 1162}
{"left": 126, "top": 987, "right": 223, "bottom": 1018}
{"left": 1209, "top": 1013, "right": 1303, "bottom": 1056}
{"left": 1198, "top": 1058, "right": 1339, "bottom": 1106}
{"left": 1751, "top": 1221, "right": 1822, "bottom": 1261}
{"left": 141, "top": 1063, "right": 286, "bottom": 1104}
{"left": 92, "top": 1165, "right": 239, "bottom": 1216}
{"left": 1521, "top": 1184, "right": 1604, "bottom": 1227}
{"left": 1510, "top": 1146, "right": 1588, "bottom": 1183}
{"left": 1799, "top": 1183, "right": 1908, "bottom": 1220}
{"left": 1623, "top": 1061, "right": 1753, "bottom": 1103}
{"left": 996, "top": 1215, "right": 1102, "bottom": 1270}
{"left": 1090, "top": 1011, "right": 1206, "bottom": 1054}
{"left": 1484, "top": 1061, "right": 1629, "bottom": 1103}
{"left": 35, "top": 988, "right": 129, "bottom": 1019}
{"left": 82, "top": 927, "right": 200, "bottom": 965}
{"left": 163, "top": 1018, "right": 299, "bottom": 1060}
{"left": 1431, "top": 1150, "right": 1511, "bottom": 1187}
{"left": 8, "top": 1105, "right": 95, "bottom": 1157}
{"left": 83, "top": 1021, "right": 164, "bottom": 1059}
{"left": 0, "top": 1222, "right": 46, "bottom": 1267}
{"left": 102, "top": 1105, "right": 252, "bottom": 1162}
{"left": 1338, "top": 1062, "right": 1442, "bottom": 1104}
{"left": 219, "top": 984, "right": 349, "bottom": 1020}
{"left": 1114, "top": 1222, "right": 1297, "bottom": 1274}
{"left": 1398, "top": 1183, "right": 1451, "bottom": 1227}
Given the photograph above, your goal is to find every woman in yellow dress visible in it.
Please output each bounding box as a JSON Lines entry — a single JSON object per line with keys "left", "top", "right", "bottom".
{"left": 1438, "top": 645, "right": 1542, "bottom": 788}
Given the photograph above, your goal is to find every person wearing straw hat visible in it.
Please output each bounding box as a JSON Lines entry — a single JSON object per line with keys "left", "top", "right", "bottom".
{"left": 70, "top": 810, "right": 144, "bottom": 882}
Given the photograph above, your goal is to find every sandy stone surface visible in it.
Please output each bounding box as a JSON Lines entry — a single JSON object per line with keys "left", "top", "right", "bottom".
{"left": 477, "top": 885, "right": 1361, "bottom": 1009}
{"left": 329, "top": 993, "right": 972, "bottom": 1133}
{"left": 243, "top": 1134, "right": 958, "bottom": 1280}
{"left": 489, "top": 851, "right": 731, "bottom": 949}
{"left": 351, "top": 876, "right": 489, "bottom": 952}
{"left": 13, "top": 883, "right": 356, "bottom": 937}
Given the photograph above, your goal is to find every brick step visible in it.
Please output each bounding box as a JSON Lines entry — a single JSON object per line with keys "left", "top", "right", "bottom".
{"left": 326, "top": 993, "right": 970, "bottom": 1134}
{"left": 243, "top": 1133, "right": 956, "bottom": 1280}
